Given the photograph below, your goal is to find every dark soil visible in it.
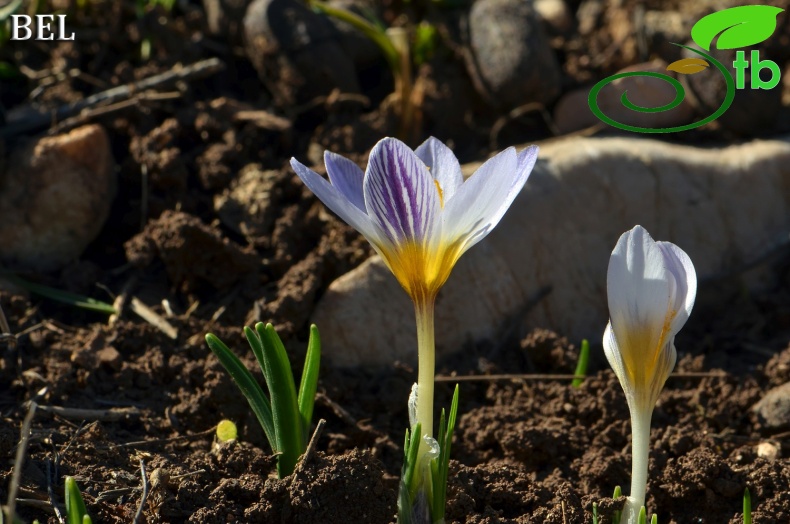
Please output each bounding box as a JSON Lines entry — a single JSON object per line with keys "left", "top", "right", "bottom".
{"left": 1, "top": 1, "right": 789, "bottom": 524}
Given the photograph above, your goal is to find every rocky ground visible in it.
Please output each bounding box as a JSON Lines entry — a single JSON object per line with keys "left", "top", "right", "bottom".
{"left": 0, "top": 0, "right": 789, "bottom": 523}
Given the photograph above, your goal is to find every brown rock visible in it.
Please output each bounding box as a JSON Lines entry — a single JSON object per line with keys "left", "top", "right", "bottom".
{"left": 0, "top": 124, "right": 116, "bottom": 271}
{"left": 753, "top": 381, "right": 790, "bottom": 431}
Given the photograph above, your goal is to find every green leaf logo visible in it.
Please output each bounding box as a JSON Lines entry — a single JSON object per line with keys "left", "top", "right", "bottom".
{"left": 691, "top": 5, "right": 784, "bottom": 51}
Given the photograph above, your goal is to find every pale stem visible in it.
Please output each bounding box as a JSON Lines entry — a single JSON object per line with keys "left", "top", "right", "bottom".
{"left": 414, "top": 298, "right": 436, "bottom": 446}
{"left": 622, "top": 406, "right": 654, "bottom": 524}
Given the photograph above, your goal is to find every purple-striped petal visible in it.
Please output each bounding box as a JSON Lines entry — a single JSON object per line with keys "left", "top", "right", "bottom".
{"left": 290, "top": 157, "right": 384, "bottom": 245}
{"left": 415, "top": 137, "right": 463, "bottom": 205}
{"left": 325, "top": 151, "right": 366, "bottom": 212}
{"left": 363, "top": 137, "right": 440, "bottom": 245}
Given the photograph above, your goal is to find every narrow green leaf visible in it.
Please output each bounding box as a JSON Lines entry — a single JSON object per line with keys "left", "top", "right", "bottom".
{"left": 259, "top": 323, "right": 303, "bottom": 477}
{"left": 245, "top": 325, "right": 270, "bottom": 385}
{"left": 402, "top": 423, "right": 422, "bottom": 498}
{"left": 638, "top": 506, "right": 647, "bottom": 524}
{"left": 65, "top": 476, "right": 89, "bottom": 524}
{"left": 651, "top": 514, "right": 658, "bottom": 524}
{"left": 743, "top": 487, "right": 752, "bottom": 524}
{"left": 205, "top": 333, "right": 276, "bottom": 451}
{"left": 297, "top": 324, "right": 321, "bottom": 443}
{"left": 612, "top": 485, "right": 622, "bottom": 523}
{"left": 431, "top": 384, "right": 459, "bottom": 521}
{"left": 2, "top": 273, "right": 116, "bottom": 315}
{"left": 397, "top": 426, "right": 419, "bottom": 524}
{"left": 691, "top": 6, "right": 784, "bottom": 51}
{"left": 572, "top": 339, "right": 590, "bottom": 388}
{"left": 592, "top": 502, "right": 599, "bottom": 524}
{"left": 83, "top": 516, "right": 92, "bottom": 524}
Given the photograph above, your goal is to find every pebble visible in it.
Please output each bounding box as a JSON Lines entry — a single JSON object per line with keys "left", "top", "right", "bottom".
{"left": 244, "top": 0, "right": 360, "bottom": 106}
{"left": 312, "top": 135, "right": 790, "bottom": 367}
{"left": 753, "top": 381, "right": 790, "bottom": 431}
{"left": 468, "top": 0, "right": 561, "bottom": 108}
{"left": 0, "top": 124, "right": 116, "bottom": 272}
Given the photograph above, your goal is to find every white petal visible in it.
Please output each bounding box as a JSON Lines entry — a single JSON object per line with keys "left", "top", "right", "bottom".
{"left": 414, "top": 137, "right": 463, "bottom": 203}
{"left": 441, "top": 146, "right": 524, "bottom": 252}
{"left": 290, "top": 157, "right": 384, "bottom": 245}
{"left": 517, "top": 145, "right": 539, "bottom": 180}
{"left": 324, "top": 151, "right": 366, "bottom": 212}
{"left": 363, "top": 137, "right": 440, "bottom": 245}
{"left": 603, "top": 322, "right": 629, "bottom": 395}
{"left": 656, "top": 241, "right": 697, "bottom": 336}
{"left": 607, "top": 225, "right": 678, "bottom": 358}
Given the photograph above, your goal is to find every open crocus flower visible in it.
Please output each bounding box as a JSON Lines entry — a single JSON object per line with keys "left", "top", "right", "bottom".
{"left": 603, "top": 225, "right": 696, "bottom": 524}
{"left": 291, "top": 136, "right": 538, "bottom": 522}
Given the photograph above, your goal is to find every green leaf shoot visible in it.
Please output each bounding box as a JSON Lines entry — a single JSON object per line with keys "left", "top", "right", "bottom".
{"left": 257, "top": 323, "right": 304, "bottom": 478}
{"left": 297, "top": 324, "right": 321, "bottom": 444}
{"left": 572, "top": 339, "right": 590, "bottom": 388}
{"left": 205, "top": 333, "right": 276, "bottom": 449}
{"left": 64, "top": 476, "right": 90, "bottom": 524}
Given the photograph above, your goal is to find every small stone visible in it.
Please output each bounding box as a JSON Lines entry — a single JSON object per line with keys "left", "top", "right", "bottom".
{"left": 244, "top": 0, "right": 360, "bottom": 107}
{"left": 756, "top": 441, "right": 780, "bottom": 461}
{"left": 97, "top": 347, "right": 122, "bottom": 371}
{"left": 0, "top": 125, "right": 116, "bottom": 272}
{"left": 534, "top": 0, "right": 572, "bottom": 33}
{"left": 753, "top": 381, "right": 790, "bottom": 431}
{"left": 468, "top": 0, "right": 561, "bottom": 108}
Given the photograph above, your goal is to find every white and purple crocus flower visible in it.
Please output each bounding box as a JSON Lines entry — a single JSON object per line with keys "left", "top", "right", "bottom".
{"left": 291, "top": 136, "right": 538, "bottom": 521}
{"left": 603, "top": 225, "right": 697, "bottom": 524}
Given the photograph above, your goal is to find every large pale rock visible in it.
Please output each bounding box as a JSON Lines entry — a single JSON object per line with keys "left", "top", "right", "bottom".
{"left": 313, "top": 136, "right": 790, "bottom": 367}
{"left": 0, "top": 124, "right": 116, "bottom": 272}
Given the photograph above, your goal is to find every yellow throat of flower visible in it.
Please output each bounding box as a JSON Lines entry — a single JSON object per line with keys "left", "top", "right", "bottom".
{"left": 381, "top": 239, "right": 464, "bottom": 304}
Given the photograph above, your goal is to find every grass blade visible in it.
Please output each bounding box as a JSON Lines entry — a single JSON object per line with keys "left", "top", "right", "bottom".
{"left": 205, "top": 333, "right": 276, "bottom": 451}
{"left": 244, "top": 326, "right": 270, "bottom": 385}
{"left": 64, "top": 476, "right": 89, "bottom": 524}
{"left": 572, "top": 339, "right": 590, "bottom": 388}
{"left": 258, "top": 323, "right": 303, "bottom": 477}
{"left": 431, "top": 384, "right": 459, "bottom": 521}
{"left": 297, "top": 324, "right": 321, "bottom": 442}
{"left": 743, "top": 487, "right": 751, "bottom": 524}
{"left": 3, "top": 274, "right": 116, "bottom": 315}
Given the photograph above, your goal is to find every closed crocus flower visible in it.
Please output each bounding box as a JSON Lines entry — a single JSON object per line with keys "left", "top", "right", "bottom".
{"left": 291, "top": 137, "right": 538, "bottom": 523}
{"left": 603, "top": 225, "right": 697, "bottom": 524}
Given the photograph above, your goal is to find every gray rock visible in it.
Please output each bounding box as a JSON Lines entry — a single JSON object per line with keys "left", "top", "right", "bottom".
{"left": 312, "top": 135, "right": 790, "bottom": 367}
{"left": 244, "top": 0, "right": 360, "bottom": 106}
{"left": 0, "top": 125, "right": 116, "bottom": 272}
{"left": 468, "top": 0, "right": 561, "bottom": 108}
{"left": 753, "top": 382, "right": 790, "bottom": 431}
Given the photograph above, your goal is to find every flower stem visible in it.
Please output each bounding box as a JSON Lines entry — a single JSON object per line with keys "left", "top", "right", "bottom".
{"left": 622, "top": 407, "right": 653, "bottom": 524}
{"left": 414, "top": 298, "right": 436, "bottom": 445}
